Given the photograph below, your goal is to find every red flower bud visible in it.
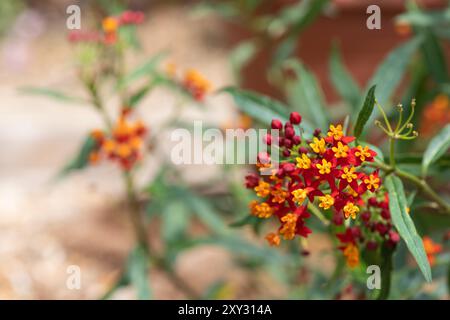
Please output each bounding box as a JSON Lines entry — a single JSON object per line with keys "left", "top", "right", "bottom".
{"left": 381, "top": 209, "right": 391, "bottom": 220}
{"left": 313, "top": 128, "right": 322, "bottom": 137}
{"left": 366, "top": 241, "right": 378, "bottom": 251}
{"left": 282, "top": 149, "right": 291, "bottom": 157}
{"left": 285, "top": 127, "right": 295, "bottom": 139}
{"left": 271, "top": 119, "right": 283, "bottom": 130}
{"left": 245, "top": 173, "right": 259, "bottom": 188}
{"left": 388, "top": 230, "right": 400, "bottom": 243}
{"left": 376, "top": 223, "right": 388, "bottom": 235}
{"left": 368, "top": 197, "right": 378, "bottom": 207}
{"left": 284, "top": 138, "right": 293, "bottom": 148}
{"left": 292, "top": 135, "right": 301, "bottom": 145}
{"left": 257, "top": 152, "right": 270, "bottom": 164}
{"left": 361, "top": 211, "right": 371, "bottom": 222}
{"left": 282, "top": 162, "right": 295, "bottom": 172}
{"left": 298, "top": 147, "right": 308, "bottom": 154}
{"left": 264, "top": 133, "right": 272, "bottom": 145}
{"left": 289, "top": 112, "right": 302, "bottom": 125}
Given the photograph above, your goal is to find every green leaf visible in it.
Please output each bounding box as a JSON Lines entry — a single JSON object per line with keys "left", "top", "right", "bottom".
{"left": 162, "top": 201, "right": 190, "bottom": 244}
{"left": 366, "top": 37, "right": 423, "bottom": 108}
{"left": 230, "top": 40, "right": 259, "bottom": 84}
{"left": 329, "top": 44, "right": 361, "bottom": 110}
{"left": 58, "top": 135, "right": 97, "bottom": 177}
{"left": 119, "top": 24, "right": 141, "bottom": 50}
{"left": 420, "top": 30, "right": 448, "bottom": 84}
{"left": 127, "top": 245, "right": 151, "bottom": 300}
{"left": 354, "top": 85, "right": 376, "bottom": 139}
{"left": 229, "top": 214, "right": 260, "bottom": 228}
{"left": 377, "top": 245, "right": 394, "bottom": 300}
{"left": 220, "top": 87, "right": 289, "bottom": 124}
{"left": 422, "top": 124, "right": 450, "bottom": 177}
{"left": 118, "top": 51, "right": 167, "bottom": 89}
{"left": 19, "top": 86, "right": 86, "bottom": 104}
{"left": 385, "top": 175, "right": 432, "bottom": 282}
{"left": 284, "top": 60, "right": 329, "bottom": 131}
{"left": 187, "top": 196, "right": 228, "bottom": 235}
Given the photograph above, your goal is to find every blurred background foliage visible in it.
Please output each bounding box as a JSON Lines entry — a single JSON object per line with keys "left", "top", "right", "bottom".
{"left": 1, "top": 0, "right": 449, "bottom": 299}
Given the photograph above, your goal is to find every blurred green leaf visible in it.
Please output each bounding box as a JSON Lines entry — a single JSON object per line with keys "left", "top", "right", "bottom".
{"left": 162, "top": 201, "right": 190, "bottom": 244}
{"left": 395, "top": 8, "right": 450, "bottom": 28}
{"left": 119, "top": 25, "right": 141, "bottom": 50}
{"left": 366, "top": 37, "right": 423, "bottom": 108}
{"left": 329, "top": 44, "right": 361, "bottom": 110}
{"left": 118, "top": 51, "right": 168, "bottom": 89}
{"left": 420, "top": 30, "right": 448, "bottom": 84}
{"left": 58, "top": 135, "right": 96, "bottom": 177}
{"left": 229, "top": 214, "right": 260, "bottom": 228}
{"left": 385, "top": 175, "right": 432, "bottom": 282}
{"left": 187, "top": 196, "right": 228, "bottom": 235}
{"left": 377, "top": 245, "right": 394, "bottom": 300}
{"left": 19, "top": 86, "right": 87, "bottom": 104}
{"left": 422, "top": 124, "right": 450, "bottom": 177}
{"left": 275, "top": 0, "right": 329, "bottom": 37}
{"left": 230, "top": 40, "right": 259, "bottom": 84}
{"left": 354, "top": 85, "right": 376, "bottom": 139}
{"left": 284, "top": 60, "right": 329, "bottom": 130}
{"left": 219, "top": 87, "right": 289, "bottom": 125}
{"left": 127, "top": 245, "right": 151, "bottom": 300}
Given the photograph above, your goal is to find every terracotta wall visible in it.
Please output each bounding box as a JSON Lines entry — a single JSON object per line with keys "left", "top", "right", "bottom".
{"left": 226, "top": 0, "right": 449, "bottom": 103}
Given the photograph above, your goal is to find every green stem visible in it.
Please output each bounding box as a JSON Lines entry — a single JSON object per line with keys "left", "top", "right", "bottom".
{"left": 307, "top": 202, "right": 330, "bottom": 226}
{"left": 124, "top": 170, "right": 150, "bottom": 252}
{"left": 368, "top": 162, "right": 450, "bottom": 214}
{"left": 389, "top": 138, "right": 396, "bottom": 167}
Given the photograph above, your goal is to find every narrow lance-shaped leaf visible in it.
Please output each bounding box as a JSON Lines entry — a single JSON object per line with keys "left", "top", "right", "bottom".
{"left": 118, "top": 51, "right": 168, "bottom": 89}
{"left": 19, "top": 86, "right": 87, "bottom": 104}
{"left": 329, "top": 44, "right": 361, "bottom": 110}
{"left": 161, "top": 201, "right": 190, "bottom": 244}
{"left": 385, "top": 175, "right": 432, "bottom": 282}
{"left": 353, "top": 85, "right": 376, "bottom": 139}
{"left": 284, "top": 60, "right": 329, "bottom": 131}
{"left": 420, "top": 29, "right": 448, "bottom": 84}
{"left": 220, "top": 86, "right": 314, "bottom": 136}
{"left": 365, "top": 36, "right": 423, "bottom": 116}
{"left": 422, "top": 124, "right": 450, "bottom": 177}
{"left": 230, "top": 40, "right": 258, "bottom": 84}
{"left": 220, "top": 86, "right": 289, "bottom": 120}
{"left": 127, "top": 245, "right": 151, "bottom": 300}
{"left": 57, "top": 135, "right": 97, "bottom": 178}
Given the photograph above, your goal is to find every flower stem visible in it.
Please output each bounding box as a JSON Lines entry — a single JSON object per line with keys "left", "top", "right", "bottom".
{"left": 389, "top": 138, "right": 396, "bottom": 167}
{"left": 367, "top": 162, "right": 450, "bottom": 214}
{"left": 308, "top": 202, "right": 330, "bottom": 226}
{"left": 123, "top": 170, "right": 150, "bottom": 252}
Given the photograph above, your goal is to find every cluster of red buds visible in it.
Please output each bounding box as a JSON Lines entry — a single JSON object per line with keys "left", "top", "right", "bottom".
{"left": 166, "top": 63, "right": 212, "bottom": 101}
{"left": 89, "top": 109, "right": 147, "bottom": 171}
{"left": 334, "top": 190, "right": 400, "bottom": 268}
{"left": 245, "top": 112, "right": 380, "bottom": 248}
{"left": 68, "top": 10, "right": 145, "bottom": 45}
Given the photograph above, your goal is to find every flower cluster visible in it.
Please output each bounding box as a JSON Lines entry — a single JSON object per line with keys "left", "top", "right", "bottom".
{"left": 420, "top": 94, "right": 450, "bottom": 136}
{"left": 423, "top": 236, "right": 442, "bottom": 266}
{"left": 68, "top": 10, "right": 145, "bottom": 45}
{"left": 89, "top": 110, "right": 147, "bottom": 171}
{"left": 166, "top": 63, "right": 211, "bottom": 101}
{"left": 335, "top": 190, "right": 400, "bottom": 268}
{"left": 245, "top": 112, "right": 379, "bottom": 247}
